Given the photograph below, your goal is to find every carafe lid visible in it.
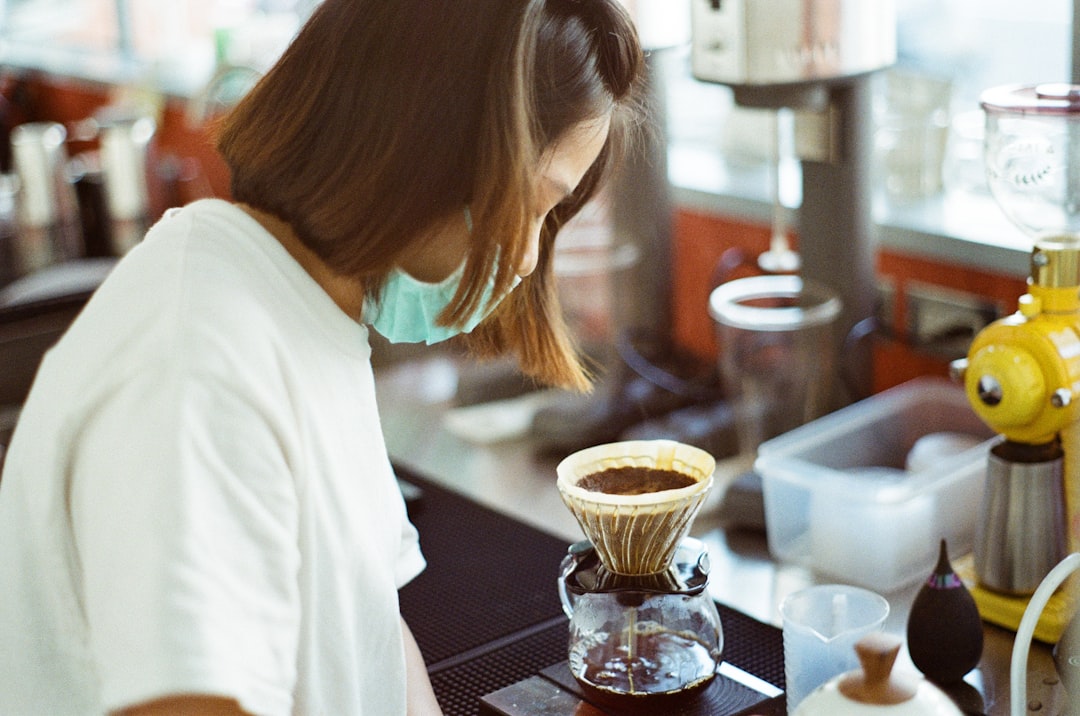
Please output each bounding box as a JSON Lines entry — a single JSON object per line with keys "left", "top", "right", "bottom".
{"left": 562, "top": 537, "right": 711, "bottom": 597}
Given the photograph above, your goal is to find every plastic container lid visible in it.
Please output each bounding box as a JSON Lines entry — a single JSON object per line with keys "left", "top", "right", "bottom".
{"left": 981, "top": 83, "right": 1080, "bottom": 116}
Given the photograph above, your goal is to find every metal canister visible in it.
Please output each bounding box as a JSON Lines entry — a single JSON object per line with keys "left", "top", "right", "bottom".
{"left": 98, "top": 114, "right": 156, "bottom": 255}
{"left": 10, "top": 121, "right": 82, "bottom": 273}
{"left": 974, "top": 440, "right": 1069, "bottom": 595}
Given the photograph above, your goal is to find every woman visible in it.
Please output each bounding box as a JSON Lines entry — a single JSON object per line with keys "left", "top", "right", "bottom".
{"left": 0, "top": 0, "right": 645, "bottom": 714}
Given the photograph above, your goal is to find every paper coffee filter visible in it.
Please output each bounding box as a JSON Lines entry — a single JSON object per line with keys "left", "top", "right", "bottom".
{"left": 557, "top": 440, "right": 715, "bottom": 575}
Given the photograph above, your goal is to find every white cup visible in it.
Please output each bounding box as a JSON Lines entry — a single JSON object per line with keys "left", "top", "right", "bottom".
{"left": 780, "top": 584, "right": 890, "bottom": 713}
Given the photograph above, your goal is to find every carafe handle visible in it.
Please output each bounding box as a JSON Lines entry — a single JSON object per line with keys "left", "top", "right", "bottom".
{"left": 558, "top": 540, "right": 592, "bottom": 619}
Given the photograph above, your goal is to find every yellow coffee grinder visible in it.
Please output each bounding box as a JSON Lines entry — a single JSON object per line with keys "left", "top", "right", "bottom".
{"left": 951, "top": 84, "right": 1080, "bottom": 642}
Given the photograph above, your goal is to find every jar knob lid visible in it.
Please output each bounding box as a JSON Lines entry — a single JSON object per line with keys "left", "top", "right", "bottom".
{"left": 838, "top": 633, "right": 917, "bottom": 705}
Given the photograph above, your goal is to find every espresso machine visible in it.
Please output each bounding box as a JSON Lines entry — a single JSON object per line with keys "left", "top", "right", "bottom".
{"left": 689, "top": 1, "right": 895, "bottom": 522}
{"left": 950, "top": 84, "right": 1080, "bottom": 642}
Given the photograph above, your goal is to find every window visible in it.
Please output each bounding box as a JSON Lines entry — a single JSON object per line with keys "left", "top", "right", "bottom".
{"left": 1, "top": 0, "right": 315, "bottom": 95}
{"left": 661, "top": 0, "right": 1072, "bottom": 204}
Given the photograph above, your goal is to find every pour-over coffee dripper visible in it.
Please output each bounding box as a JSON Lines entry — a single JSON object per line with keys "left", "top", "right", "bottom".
{"left": 555, "top": 440, "right": 720, "bottom": 708}
{"left": 556, "top": 439, "right": 715, "bottom": 576}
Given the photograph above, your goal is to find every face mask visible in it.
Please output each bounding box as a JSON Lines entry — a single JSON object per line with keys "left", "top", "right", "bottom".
{"left": 364, "top": 209, "right": 521, "bottom": 344}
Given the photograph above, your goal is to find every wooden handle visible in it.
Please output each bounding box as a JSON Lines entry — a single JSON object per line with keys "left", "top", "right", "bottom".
{"left": 838, "top": 633, "right": 918, "bottom": 705}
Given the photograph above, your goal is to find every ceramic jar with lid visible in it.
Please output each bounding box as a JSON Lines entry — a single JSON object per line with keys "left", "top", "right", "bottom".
{"left": 793, "top": 632, "right": 962, "bottom": 716}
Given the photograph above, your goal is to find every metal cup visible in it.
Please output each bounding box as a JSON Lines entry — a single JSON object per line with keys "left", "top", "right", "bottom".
{"left": 974, "top": 440, "right": 1069, "bottom": 595}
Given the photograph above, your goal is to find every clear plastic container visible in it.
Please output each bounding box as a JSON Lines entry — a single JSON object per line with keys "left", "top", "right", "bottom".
{"left": 755, "top": 377, "right": 997, "bottom": 592}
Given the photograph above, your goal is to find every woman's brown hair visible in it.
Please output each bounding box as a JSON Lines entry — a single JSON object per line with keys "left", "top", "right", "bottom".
{"left": 216, "top": 0, "right": 646, "bottom": 391}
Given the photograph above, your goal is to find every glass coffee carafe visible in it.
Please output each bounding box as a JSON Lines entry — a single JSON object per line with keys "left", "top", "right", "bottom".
{"left": 558, "top": 537, "right": 724, "bottom": 711}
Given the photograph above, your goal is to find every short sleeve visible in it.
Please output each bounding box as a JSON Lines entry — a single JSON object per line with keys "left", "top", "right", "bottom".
{"left": 69, "top": 367, "right": 301, "bottom": 716}
{"left": 395, "top": 515, "right": 426, "bottom": 589}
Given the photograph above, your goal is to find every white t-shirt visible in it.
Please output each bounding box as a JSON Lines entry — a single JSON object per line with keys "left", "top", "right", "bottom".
{"left": 0, "top": 199, "right": 426, "bottom": 715}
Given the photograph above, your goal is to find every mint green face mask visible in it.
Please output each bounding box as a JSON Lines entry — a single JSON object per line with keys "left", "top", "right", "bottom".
{"left": 364, "top": 208, "right": 521, "bottom": 344}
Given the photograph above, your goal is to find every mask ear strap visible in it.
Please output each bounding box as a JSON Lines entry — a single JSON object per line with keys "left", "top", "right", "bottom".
{"left": 463, "top": 205, "right": 474, "bottom": 234}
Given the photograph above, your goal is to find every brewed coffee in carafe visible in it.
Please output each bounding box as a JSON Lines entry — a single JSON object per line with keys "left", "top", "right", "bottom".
{"left": 558, "top": 538, "right": 723, "bottom": 711}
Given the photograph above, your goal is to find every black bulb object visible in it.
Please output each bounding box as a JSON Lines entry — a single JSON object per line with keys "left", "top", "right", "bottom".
{"left": 906, "top": 539, "right": 984, "bottom": 684}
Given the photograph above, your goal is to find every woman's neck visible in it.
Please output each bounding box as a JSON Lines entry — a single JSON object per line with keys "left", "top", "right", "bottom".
{"left": 239, "top": 204, "right": 366, "bottom": 320}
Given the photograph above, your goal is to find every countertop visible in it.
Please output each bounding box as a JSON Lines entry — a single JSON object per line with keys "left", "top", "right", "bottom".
{"left": 376, "top": 354, "right": 1075, "bottom": 716}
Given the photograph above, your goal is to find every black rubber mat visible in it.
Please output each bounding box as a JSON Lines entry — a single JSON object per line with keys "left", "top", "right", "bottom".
{"left": 716, "top": 602, "right": 786, "bottom": 688}
{"left": 395, "top": 465, "right": 785, "bottom": 716}
{"left": 431, "top": 619, "right": 570, "bottom": 716}
{"left": 397, "top": 467, "right": 570, "bottom": 667}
